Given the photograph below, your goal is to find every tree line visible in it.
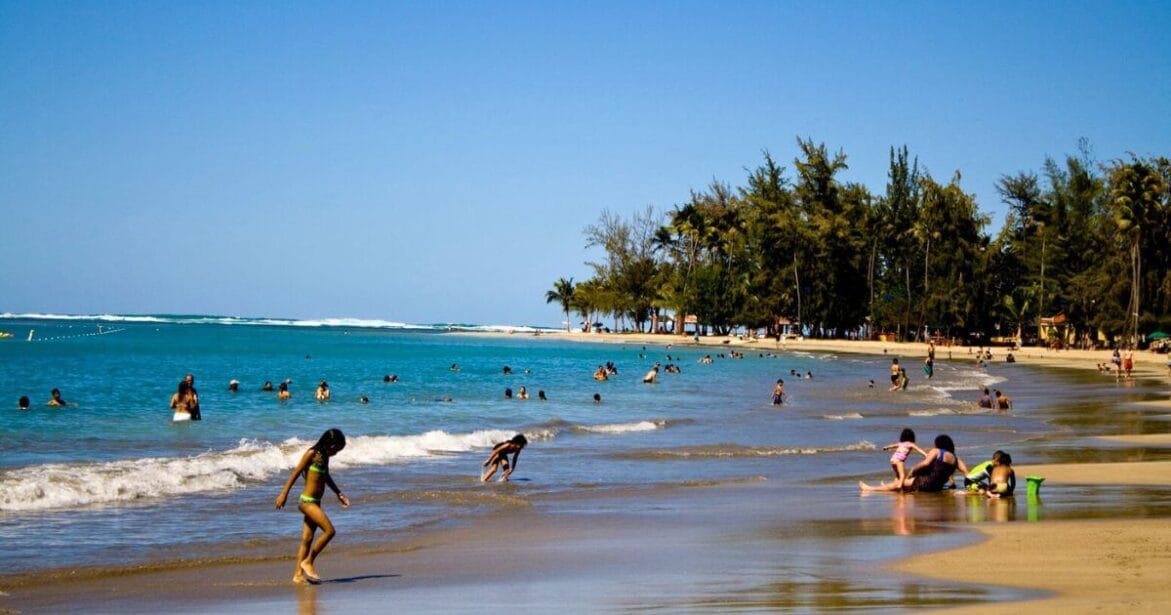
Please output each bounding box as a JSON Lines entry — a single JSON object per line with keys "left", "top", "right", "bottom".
{"left": 547, "top": 138, "right": 1171, "bottom": 346}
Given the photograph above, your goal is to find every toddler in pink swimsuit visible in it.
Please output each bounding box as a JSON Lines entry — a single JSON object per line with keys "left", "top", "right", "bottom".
{"left": 882, "top": 428, "right": 927, "bottom": 485}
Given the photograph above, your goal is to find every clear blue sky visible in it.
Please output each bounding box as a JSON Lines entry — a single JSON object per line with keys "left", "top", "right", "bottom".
{"left": 2, "top": 2, "right": 1168, "bottom": 327}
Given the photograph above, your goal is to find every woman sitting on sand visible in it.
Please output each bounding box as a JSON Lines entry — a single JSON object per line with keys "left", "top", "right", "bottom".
{"left": 860, "top": 434, "right": 969, "bottom": 493}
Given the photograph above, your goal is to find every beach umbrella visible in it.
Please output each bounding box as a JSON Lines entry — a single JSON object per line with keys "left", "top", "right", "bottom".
{"left": 1148, "top": 331, "right": 1169, "bottom": 340}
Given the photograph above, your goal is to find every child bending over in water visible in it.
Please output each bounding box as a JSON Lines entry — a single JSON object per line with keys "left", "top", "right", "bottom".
{"left": 882, "top": 428, "right": 927, "bottom": 485}
{"left": 481, "top": 434, "right": 528, "bottom": 482}
{"left": 275, "top": 429, "right": 350, "bottom": 584}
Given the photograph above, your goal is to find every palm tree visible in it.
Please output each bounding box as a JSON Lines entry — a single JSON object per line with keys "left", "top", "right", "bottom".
{"left": 545, "top": 277, "right": 576, "bottom": 332}
{"left": 1109, "top": 157, "right": 1165, "bottom": 346}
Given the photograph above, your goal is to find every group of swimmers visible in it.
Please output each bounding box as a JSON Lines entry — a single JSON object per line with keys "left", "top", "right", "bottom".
{"left": 861, "top": 428, "right": 1016, "bottom": 498}
{"left": 16, "top": 388, "right": 67, "bottom": 409}
{"left": 276, "top": 428, "right": 528, "bottom": 584}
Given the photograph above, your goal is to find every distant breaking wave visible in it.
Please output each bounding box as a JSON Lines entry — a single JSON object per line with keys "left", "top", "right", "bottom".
{"left": 0, "top": 312, "right": 557, "bottom": 334}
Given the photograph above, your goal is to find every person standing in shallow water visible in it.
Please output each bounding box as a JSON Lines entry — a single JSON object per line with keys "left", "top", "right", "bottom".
{"left": 183, "top": 374, "right": 201, "bottom": 420}
{"left": 275, "top": 429, "right": 350, "bottom": 584}
{"left": 481, "top": 434, "right": 528, "bottom": 482}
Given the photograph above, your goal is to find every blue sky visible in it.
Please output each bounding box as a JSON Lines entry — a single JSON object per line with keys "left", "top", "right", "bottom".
{"left": 2, "top": 2, "right": 1168, "bottom": 327}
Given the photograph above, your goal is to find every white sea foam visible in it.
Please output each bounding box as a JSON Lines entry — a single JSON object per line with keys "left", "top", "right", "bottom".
{"left": 0, "top": 313, "right": 560, "bottom": 334}
{"left": 823, "top": 413, "right": 864, "bottom": 420}
{"left": 0, "top": 429, "right": 517, "bottom": 513}
{"left": 575, "top": 420, "right": 667, "bottom": 434}
{"left": 908, "top": 408, "right": 960, "bottom": 417}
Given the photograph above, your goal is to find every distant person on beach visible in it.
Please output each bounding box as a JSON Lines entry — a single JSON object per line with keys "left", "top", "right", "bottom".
{"left": 1005, "top": 352, "right": 1016, "bottom": 363}
{"left": 19, "top": 395, "right": 30, "bottom": 410}
{"left": 504, "top": 387, "right": 513, "bottom": 399}
{"left": 450, "top": 363, "right": 460, "bottom": 372}
{"left": 502, "top": 365, "right": 512, "bottom": 375}
{"left": 594, "top": 366, "right": 608, "bottom": 381}
{"left": 772, "top": 379, "right": 785, "bottom": 405}
{"left": 384, "top": 374, "right": 399, "bottom": 383}
{"left": 359, "top": 396, "right": 369, "bottom": 404}
{"left": 889, "top": 358, "right": 900, "bottom": 390}
{"left": 643, "top": 366, "right": 659, "bottom": 384}
{"left": 228, "top": 379, "right": 239, "bottom": 393}
{"left": 183, "top": 374, "right": 201, "bottom": 420}
{"left": 48, "top": 388, "right": 67, "bottom": 406}
{"left": 593, "top": 393, "right": 601, "bottom": 404}
{"left": 481, "top": 434, "right": 528, "bottom": 482}
{"left": 278, "top": 381, "right": 292, "bottom": 400}
{"left": 263, "top": 381, "right": 275, "bottom": 391}
{"left": 882, "top": 428, "right": 927, "bottom": 485}
{"left": 1123, "top": 350, "right": 1134, "bottom": 379}
{"left": 860, "top": 434, "right": 969, "bottom": 493}
{"left": 315, "top": 381, "right": 331, "bottom": 402}
{"left": 923, "top": 357, "right": 934, "bottom": 379}
{"left": 995, "top": 390, "right": 1012, "bottom": 411}
{"left": 977, "top": 388, "right": 993, "bottom": 409}
{"left": 1111, "top": 348, "right": 1122, "bottom": 373}
{"left": 275, "top": 428, "right": 350, "bottom": 584}
{"left": 517, "top": 386, "right": 529, "bottom": 400}
{"left": 170, "top": 381, "right": 195, "bottom": 422}
{"left": 538, "top": 389, "right": 547, "bottom": 400}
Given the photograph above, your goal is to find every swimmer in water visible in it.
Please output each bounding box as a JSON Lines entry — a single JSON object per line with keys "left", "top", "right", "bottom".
{"left": 278, "top": 381, "right": 292, "bottom": 400}
{"left": 275, "top": 429, "right": 350, "bottom": 584}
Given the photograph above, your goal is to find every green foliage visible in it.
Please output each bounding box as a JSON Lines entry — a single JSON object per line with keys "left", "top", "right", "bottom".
{"left": 553, "top": 140, "right": 1170, "bottom": 344}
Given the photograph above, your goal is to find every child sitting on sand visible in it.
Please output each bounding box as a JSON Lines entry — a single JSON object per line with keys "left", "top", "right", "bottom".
{"left": 964, "top": 450, "right": 1016, "bottom": 497}
{"left": 883, "top": 428, "right": 927, "bottom": 485}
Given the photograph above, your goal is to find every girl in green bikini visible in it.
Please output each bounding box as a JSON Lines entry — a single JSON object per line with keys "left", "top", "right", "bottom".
{"left": 275, "top": 428, "right": 350, "bottom": 584}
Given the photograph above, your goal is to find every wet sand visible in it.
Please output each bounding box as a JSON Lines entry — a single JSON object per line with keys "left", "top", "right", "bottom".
{"left": 897, "top": 518, "right": 1171, "bottom": 613}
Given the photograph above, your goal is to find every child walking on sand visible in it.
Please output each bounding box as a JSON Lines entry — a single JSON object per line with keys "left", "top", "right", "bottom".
{"left": 883, "top": 428, "right": 927, "bottom": 485}
{"left": 275, "top": 429, "right": 350, "bottom": 584}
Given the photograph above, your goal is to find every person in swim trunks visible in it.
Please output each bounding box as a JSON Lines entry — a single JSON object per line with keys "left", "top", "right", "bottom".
{"left": 275, "top": 429, "right": 350, "bottom": 584}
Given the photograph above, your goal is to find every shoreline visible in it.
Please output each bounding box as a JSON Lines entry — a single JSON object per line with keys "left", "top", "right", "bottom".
{"left": 3, "top": 333, "right": 1170, "bottom": 612}
{"left": 471, "top": 329, "right": 1171, "bottom": 384}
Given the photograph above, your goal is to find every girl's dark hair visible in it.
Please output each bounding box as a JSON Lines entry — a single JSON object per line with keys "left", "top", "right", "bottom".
{"left": 510, "top": 434, "right": 528, "bottom": 448}
{"left": 900, "top": 428, "right": 915, "bottom": 442}
{"left": 19, "top": 395, "right": 30, "bottom": 407}
{"left": 177, "top": 381, "right": 190, "bottom": 395}
{"left": 934, "top": 434, "right": 955, "bottom": 453}
{"left": 312, "top": 428, "right": 346, "bottom": 453}
{"left": 279, "top": 381, "right": 288, "bottom": 391}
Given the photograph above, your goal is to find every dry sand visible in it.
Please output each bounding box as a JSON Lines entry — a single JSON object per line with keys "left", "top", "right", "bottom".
{"left": 898, "top": 517, "right": 1171, "bottom": 614}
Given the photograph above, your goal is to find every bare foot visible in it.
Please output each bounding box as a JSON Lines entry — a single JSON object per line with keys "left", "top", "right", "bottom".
{"left": 299, "top": 560, "right": 321, "bottom": 584}
{"left": 292, "top": 574, "right": 306, "bottom": 584}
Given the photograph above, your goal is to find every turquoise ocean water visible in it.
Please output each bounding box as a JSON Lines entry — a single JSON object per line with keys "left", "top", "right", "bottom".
{"left": 0, "top": 313, "right": 1150, "bottom": 580}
